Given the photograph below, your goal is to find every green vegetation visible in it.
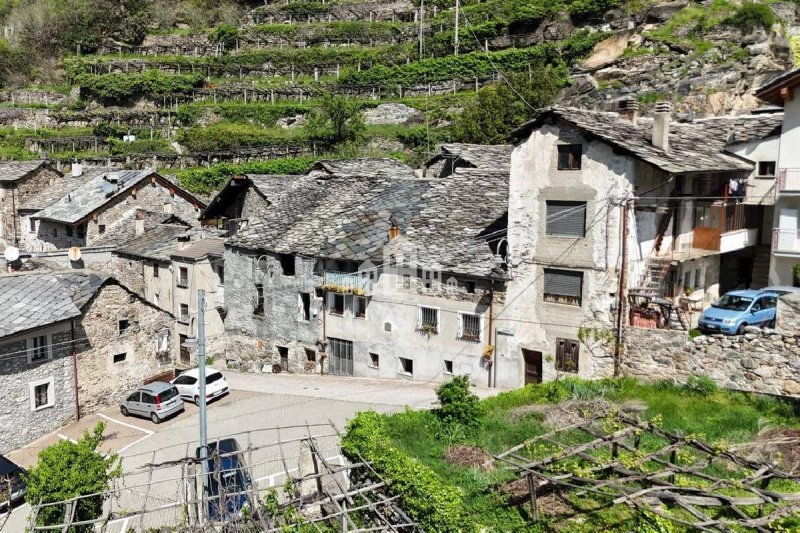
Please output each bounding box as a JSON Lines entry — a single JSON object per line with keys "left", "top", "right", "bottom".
{"left": 723, "top": 1, "right": 776, "bottom": 33}
{"left": 304, "top": 93, "right": 366, "bottom": 146}
{"left": 74, "top": 70, "right": 204, "bottom": 105}
{"left": 175, "top": 158, "right": 316, "bottom": 194}
{"left": 24, "top": 422, "right": 121, "bottom": 530}
{"left": 435, "top": 375, "right": 483, "bottom": 427}
{"left": 342, "top": 376, "right": 800, "bottom": 531}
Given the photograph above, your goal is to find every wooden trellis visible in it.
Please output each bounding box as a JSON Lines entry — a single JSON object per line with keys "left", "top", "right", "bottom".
{"left": 494, "top": 413, "right": 800, "bottom": 532}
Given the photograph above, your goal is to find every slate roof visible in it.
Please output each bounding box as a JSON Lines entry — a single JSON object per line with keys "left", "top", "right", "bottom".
{"left": 0, "top": 160, "right": 49, "bottom": 183}
{"left": 171, "top": 238, "right": 225, "bottom": 261}
{"left": 437, "top": 144, "right": 512, "bottom": 173}
{"left": 229, "top": 169, "right": 509, "bottom": 278}
{"left": 0, "top": 271, "right": 108, "bottom": 339}
{"left": 33, "top": 169, "right": 157, "bottom": 224}
{"left": 310, "top": 158, "right": 418, "bottom": 180}
{"left": 19, "top": 167, "right": 114, "bottom": 211}
{"left": 513, "top": 107, "right": 755, "bottom": 174}
{"left": 91, "top": 210, "right": 188, "bottom": 248}
{"left": 683, "top": 113, "right": 783, "bottom": 148}
{"left": 114, "top": 224, "right": 192, "bottom": 262}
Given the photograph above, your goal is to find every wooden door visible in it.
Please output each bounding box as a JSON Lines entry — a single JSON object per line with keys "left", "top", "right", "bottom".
{"left": 522, "top": 349, "right": 542, "bottom": 385}
{"left": 693, "top": 205, "right": 721, "bottom": 251}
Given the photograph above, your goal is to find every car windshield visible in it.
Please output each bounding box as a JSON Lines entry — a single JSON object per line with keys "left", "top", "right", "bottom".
{"left": 159, "top": 387, "right": 179, "bottom": 402}
{"left": 712, "top": 295, "right": 753, "bottom": 311}
{"left": 207, "top": 372, "right": 223, "bottom": 384}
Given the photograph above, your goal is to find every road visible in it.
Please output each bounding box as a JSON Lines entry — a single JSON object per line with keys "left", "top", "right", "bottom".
{"left": 1, "top": 371, "right": 506, "bottom": 531}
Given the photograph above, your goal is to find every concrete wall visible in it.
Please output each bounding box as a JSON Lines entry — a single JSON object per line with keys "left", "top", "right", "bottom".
{"left": 769, "top": 98, "right": 800, "bottom": 286}
{"left": 75, "top": 283, "right": 176, "bottom": 413}
{"left": 0, "top": 323, "right": 76, "bottom": 453}
{"left": 172, "top": 256, "right": 225, "bottom": 341}
{"left": 727, "top": 135, "right": 781, "bottom": 204}
{"left": 505, "top": 120, "right": 633, "bottom": 381}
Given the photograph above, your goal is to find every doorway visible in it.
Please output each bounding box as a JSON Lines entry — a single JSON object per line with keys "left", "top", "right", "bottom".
{"left": 522, "top": 349, "right": 542, "bottom": 385}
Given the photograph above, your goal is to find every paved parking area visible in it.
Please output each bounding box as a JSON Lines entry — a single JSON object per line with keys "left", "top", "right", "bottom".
{"left": 2, "top": 372, "right": 503, "bottom": 531}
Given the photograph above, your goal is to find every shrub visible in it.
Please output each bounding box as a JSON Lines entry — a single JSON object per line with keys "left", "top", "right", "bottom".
{"left": 341, "top": 411, "right": 464, "bottom": 531}
{"left": 209, "top": 23, "right": 239, "bottom": 50}
{"left": 723, "top": 2, "right": 775, "bottom": 32}
{"left": 435, "top": 375, "right": 483, "bottom": 426}
{"left": 304, "top": 93, "right": 365, "bottom": 145}
{"left": 685, "top": 374, "right": 719, "bottom": 396}
{"left": 176, "top": 157, "right": 315, "bottom": 194}
{"left": 24, "top": 422, "right": 121, "bottom": 530}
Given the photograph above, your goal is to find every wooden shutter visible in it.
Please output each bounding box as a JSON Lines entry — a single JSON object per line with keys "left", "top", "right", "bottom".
{"left": 546, "top": 201, "right": 586, "bottom": 237}
{"left": 556, "top": 338, "right": 579, "bottom": 373}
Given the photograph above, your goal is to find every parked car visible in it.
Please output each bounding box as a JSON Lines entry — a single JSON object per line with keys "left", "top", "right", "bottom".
{"left": 171, "top": 368, "right": 229, "bottom": 405}
{"left": 197, "top": 438, "right": 253, "bottom": 521}
{"left": 0, "top": 455, "right": 26, "bottom": 510}
{"left": 698, "top": 290, "right": 779, "bottom": 335}
{"left": 119, "top": 381, "right": 184, "bottom": 424}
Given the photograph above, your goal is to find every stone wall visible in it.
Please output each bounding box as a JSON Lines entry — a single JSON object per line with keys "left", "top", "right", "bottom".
{"left": 0, "top": 324, "right": 76, "bottom": 453}
{"left": 0, "top": 165, "right": 61, "bottom": 245}
{"left": 622, "top": 294, "right": 800, "bottom": 397}
{"left": 76, "top": 283, "right": 175, "bottom": 414}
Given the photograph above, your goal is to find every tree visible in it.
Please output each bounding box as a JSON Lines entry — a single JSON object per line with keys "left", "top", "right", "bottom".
{"left": 453, "top": 65, "right": 565, "bottom": 144}
{"left": 24, "top": 423, "right": 121, "bottom": 531}
{"left": 305, "top": 94, "right": 366, "bottom": 146}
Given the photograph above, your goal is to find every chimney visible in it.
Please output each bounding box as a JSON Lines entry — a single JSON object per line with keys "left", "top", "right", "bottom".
{"left": 388, "top": 214, "right": 400, "bottom": 240}
{"left": 652, "top": 101, "right": 672, "bottom": 151}
{"left": 72, "top": 163, "right": 83, "bottom": 177}
{"left": 618, "top": 97, "right": 639, "bottom": 126}
{"left": 134, "top": 210, "right": 145, "bottom": 237}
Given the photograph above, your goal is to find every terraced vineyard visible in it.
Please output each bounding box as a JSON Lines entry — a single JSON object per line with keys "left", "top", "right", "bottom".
{"left": 0, "top": 0, "right": 795, "bottom": 192}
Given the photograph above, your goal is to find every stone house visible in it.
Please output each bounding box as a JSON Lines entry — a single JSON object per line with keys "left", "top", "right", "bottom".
{"left": 204, "top": 161, "right": 515, "bottom": 388}
{"left": 0, "top": 160, "right": 62, "bottom": 246}
{"left": 754, "top": 70, "right": 800, "bottom": 287}
{"left": 0, "top": 271, "right": 176, "bottom": 452}
{"left": 505, "top": 103, "right": 778, "bottom": 383}
{"left": 21, "top": 168, "right": 205, "bottom": 252}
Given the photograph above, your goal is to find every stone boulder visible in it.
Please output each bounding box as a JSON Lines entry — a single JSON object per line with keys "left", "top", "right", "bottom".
{"left": 362, "top": 103, "right": 423, "bottom": 125}
{"left": 277, "top": 114, "right": 307, "bottom": 129}
{"left": 581, "top": 29, "right": 637, "bottom": 70}
{"left": 645, "top": 1, "right": 689, "bottom": 23}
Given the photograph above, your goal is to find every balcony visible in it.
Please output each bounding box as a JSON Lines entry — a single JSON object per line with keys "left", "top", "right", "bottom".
{"left": 322, "top": 271, "right": 372, "bottom": 295}
{"left": 772, "top": 228, "right": 800, "bottom": 256}
{"left": 778, "top": 169, "right": 800, "bottom": 194}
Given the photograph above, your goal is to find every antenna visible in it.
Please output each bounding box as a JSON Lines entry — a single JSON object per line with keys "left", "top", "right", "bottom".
{"left": 68, "top": 247, "right": 82, "bottom": 262}
{"left": 3, "top": 246, "right": 19, "bottom": 262}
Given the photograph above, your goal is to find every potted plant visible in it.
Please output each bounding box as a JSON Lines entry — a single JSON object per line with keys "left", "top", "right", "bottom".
{"left": 794, "top": 264, "right": 800, "bottom": 288}
{"left": 482, "top": 344, "right": 495, "bottom": 360}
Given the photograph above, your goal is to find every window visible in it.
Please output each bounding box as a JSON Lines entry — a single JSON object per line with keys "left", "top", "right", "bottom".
{"left": 77, "top": 224, "right": 85, "bottom": 239}
{"left": 305, "top": 348, "right": 316, "bottom": 362}
{"left": 543, "top": 269, "right": 583, "bottom": 306}
{"left": 555, "top": 338, "right": 579, "bottom": 373}
{"left": 29, "top": 218, "right": 35, "bottom": 232}
{"left": 98, "top": 224, "right": 106, "bottom": 235}
{"left": 329, "top": 293, "right": 345, "bottom": 316}
{"left": 279, "top": 254, "right": 295, "bottom": 276}
{"left": 177, "top": 267, "right": 188, "bottom": 288}
{"left": 458, "top": 313, "right": 481, "bottom": 342}
{"left": 417, "top": 306, "right": 439, "bottom": 334}
{"left": 30, "top": 335, "right": 48, "bottom": 362}
{"left": 66, "top": 226, "right": 73, "bottom": 237}
{"left": 118, "top": 319, "right": 130, "bottom": 336}
{"left": 758, "top": 161, "right": 776, "bottom": 177}
{"left": 557, "top": 144, "right": 582, "bottom": 170}
{"left": 153, "top": 293, "right": 159, "bottom": 306}
{"left": 354, "top": 296, "right": 367, "bottom": 319}
{"left": 384, "top": 322, "right": 392, "bottom": 332}
{"left": 113, "top": 353, "right": 127, "bottom": 364}
{"left": 399, "top": 357, "right": 414, "bottom": 376}
{"left": 464, "top": 281, "right": 475, "bottom": 294}
{"left": 546, "top": 201, "right": 587, "bottom": 237}
{"left": 278, "top": 346, "right": 289, "bottom": 371}
{"left": 254, "top": 284, "right": 264, "bottom": 315}
{"left": 369, "top": 352, "right": 379, "bottom": 368}
{"left": 29, "top": 378, "right": 54, "bottom": 411}
{"left": 153, "top": 263, "right": 159, "bottom": 278}
{"left": 52, "top": 227, "right": 57, "bottom": 237}
{"left": 444, "top": 360, "right": 453, "bottom": 374}
{"left": 179, "top": 304, "right": 189, "bottom": 323}
{"left": 300, "top": 293, "right": 311, "bottom": 321}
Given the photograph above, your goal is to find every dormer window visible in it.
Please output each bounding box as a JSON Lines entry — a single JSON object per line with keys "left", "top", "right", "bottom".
{"left": 557, "top": 144, "right": 582, "bottom": 170}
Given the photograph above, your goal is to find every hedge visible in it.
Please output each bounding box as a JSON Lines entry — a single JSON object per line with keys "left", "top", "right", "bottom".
{"left": 341, "top": 411, "right": 464, "bottom": 532}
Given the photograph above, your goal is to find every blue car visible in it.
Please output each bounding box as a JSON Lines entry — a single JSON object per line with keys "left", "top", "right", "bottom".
{"left": 698, "top": 290, "right": 779, "bottom": 335}
{"left": 197, "top": 438, "right": 253, "bottom": 521}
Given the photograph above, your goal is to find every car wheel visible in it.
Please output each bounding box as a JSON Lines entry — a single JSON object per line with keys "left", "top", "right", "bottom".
{"left": 120, "top": 406, "right": 129, "bottom": 417}
{"left": 150, "top": 412, "right": 161, "bottom": 424}
{"left": 737, "top": 323, "right": 747, "bottom": 335}
{"left": 194, "top": 395, "right": 200, "bottom": 406}
{"left": 768, "top": 319, "right": 776, "bottom": 328}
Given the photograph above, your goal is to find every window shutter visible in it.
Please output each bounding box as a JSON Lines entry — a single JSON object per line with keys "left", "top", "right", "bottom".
{"left": 416, "top": 306, "right": 422, "bottom": 329}
{"left": 297, "top": 293, "right": 304, "bottom": 320}
{"left": 544, "top": 270, "right": 582, "bottom": 298}
{"left": 457, "top": 314, "right": 464, "bottom": 338}
{"left": 546, "top": 201, "right": 586, "bottom": 237}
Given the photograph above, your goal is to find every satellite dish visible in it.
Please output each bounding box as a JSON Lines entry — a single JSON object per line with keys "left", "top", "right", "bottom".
{"left": 68, "top": 247, "right": 82, "bottom": 262}
{"left": 3, "top": 246, "right": 19, "bottom": 262}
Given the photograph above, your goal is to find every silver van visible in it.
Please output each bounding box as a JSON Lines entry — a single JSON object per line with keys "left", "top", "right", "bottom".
{"left": 120, "top": 381, "right": 184, "bottom": 424}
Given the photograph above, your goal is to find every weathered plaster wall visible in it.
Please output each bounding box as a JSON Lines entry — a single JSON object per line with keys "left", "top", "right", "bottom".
{"left": 0, "top": 324, "right": 76, "bottom": 453}
{"left": 622, "top": 294, "right": 800, "bottom": 397}
{"left": 76, "top": 283, "right": 175, "bottom": 413}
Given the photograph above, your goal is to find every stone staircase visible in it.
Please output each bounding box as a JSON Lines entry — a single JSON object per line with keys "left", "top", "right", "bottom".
{"left": 751, "top": 245, "right": 771, "bottom": 289}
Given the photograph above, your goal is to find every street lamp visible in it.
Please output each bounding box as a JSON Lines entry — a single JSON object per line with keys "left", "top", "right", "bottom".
{"left": 181, "top": 290, "right": 208, "bottom": 479}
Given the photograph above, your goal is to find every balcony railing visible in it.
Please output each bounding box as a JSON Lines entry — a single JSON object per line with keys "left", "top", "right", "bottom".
{"left": 772, "top": 228, "right": 800, "bottom": 255}
{"left": 778, "top": 169, "right": 800, "bottom": 193}
{"left": 322, "top": 271, "right": 372, "bottom": 294}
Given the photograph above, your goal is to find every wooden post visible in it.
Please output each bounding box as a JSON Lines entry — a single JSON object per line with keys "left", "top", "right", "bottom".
{"left": 526, "top": 474, "right": 538, "bottom": 521}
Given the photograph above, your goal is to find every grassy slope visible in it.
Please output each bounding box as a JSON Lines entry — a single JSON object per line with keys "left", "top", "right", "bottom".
{"left": 381, "top": 378, "right": 799, "bottom": 531}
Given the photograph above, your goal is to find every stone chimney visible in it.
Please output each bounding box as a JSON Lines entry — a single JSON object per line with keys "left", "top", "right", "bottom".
{"left": 652, "top": 101, "right": 672, "bottom": 151}
{"left": 72, "top": 163, "right": 83, "bottom": 177}
{"left": 134, "top": 210, "right": 145, "bottom": 237}
{"left": 618, "top": 97, "right": 639, "bottom": 126}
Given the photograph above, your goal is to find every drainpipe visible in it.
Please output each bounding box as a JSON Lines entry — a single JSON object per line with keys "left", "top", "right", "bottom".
{"left": 71, "top": 319, "right": 80, "bottom": 421}
{"left": 321, "top": 293, "right": 327, "bottom": 376}
{"left": 11, "top": 186, "right": 19, "bottom": 245}
{"left": 614, "top": 198, "right": 631, "bottom": 377}
{"left": 488, "top": 282, "right": 494, "bottom": 388}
